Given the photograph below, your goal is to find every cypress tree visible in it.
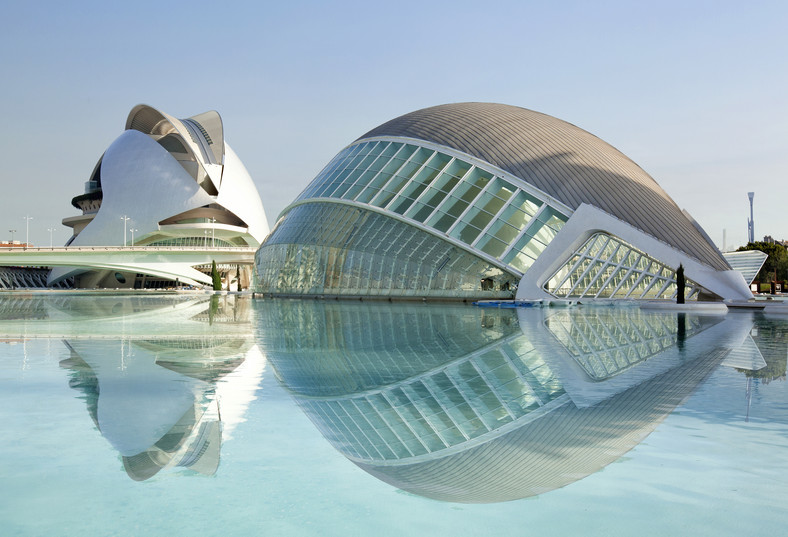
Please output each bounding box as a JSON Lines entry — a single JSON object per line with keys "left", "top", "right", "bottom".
{"left": 676, "top": 264, "right": 685, "bottom": 304}
{"left": 211, "top": 260, "right": 222, "bottom": 291}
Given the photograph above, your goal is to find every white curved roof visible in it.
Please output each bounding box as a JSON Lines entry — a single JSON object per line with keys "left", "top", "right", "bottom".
{"left": 51, "top": 105, "right": 269, "bottom": 285}
{"left": 68, "top": 104, "right": 268, "bottom": 249}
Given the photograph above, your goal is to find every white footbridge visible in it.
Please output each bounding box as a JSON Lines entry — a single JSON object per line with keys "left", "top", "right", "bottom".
{"left": 0, "top": 246, "right": 256, "bottom": 287}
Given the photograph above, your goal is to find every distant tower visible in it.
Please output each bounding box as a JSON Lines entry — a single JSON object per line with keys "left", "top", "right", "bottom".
{"left": 747, "top": 192, "right": 755, "bottom": 243}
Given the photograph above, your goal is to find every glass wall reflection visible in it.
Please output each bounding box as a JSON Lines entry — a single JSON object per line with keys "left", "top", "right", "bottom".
{"left": 2, "top": 294, "right": 783, "bottom": 495}
{"left": 256, "top": 300, "right": 767, "bottom": 503}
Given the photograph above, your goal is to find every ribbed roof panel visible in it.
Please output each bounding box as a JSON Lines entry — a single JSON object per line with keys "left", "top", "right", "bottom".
{"left": 358, "top": 103, "right": 728, "bottom": 271}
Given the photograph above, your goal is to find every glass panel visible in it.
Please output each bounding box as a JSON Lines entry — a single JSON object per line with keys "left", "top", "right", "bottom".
{"left": 476, "top": 234, "right": 509, "bottom": 258}
{"left": 452, "top": 206, "right": 496, "bottom": 242}
{"left": 498, "top": 201, "right": 538, "bottom": 232}
{"left": 402, "top": 382, "right": 465, "bottom": 445}
{"left": 371, "top": 148, "right": 433, "bottom": 208}
{"left": 536, "top": 206, "right": 568, "bottom": 232}
{"left": 316, "top": 142, "right": 375, "bottom": 198}
{"left": 590, "top": 264, "right": 621, "bottom": 298}
{"left": 509, "top": 191, "right": 540, "bottom": 218}
{"left": 546, "top": 254, "right": 580, "bottom": 295}
{"left": 636, "top": 255, "right": 652, "bottom": 272}
{"left": 390, "top": 386, "right": 450, "bottom": 450}
{"left": 506, "top": 250, "right": 536, "bottom": 273}
{"left": 299, "top": 144, "right": 363, "bottom": 199}
{"left": 530, "top": 222, "right": 559, "bottom": 246}
{"left": 443, "top": 159, "right": 472, "bottom": 182}
{"left": 404, "top": 159, "right": 472, "bottom": 221}
{"left": 488, "top": 178, "right": 516, "bottom": 201}
{"left": 587, "top": 234, "right": 607, "bottom": 257}
{"left": 429, "top": 211, "right": 457, "bottom": 233}
{"left": 388, "top": 153, "right": 450, "bottom": 215}
{"left": 343, "top": 142, "right": 398, "bottom": 200}
{"left": 450, "top": 222, "right": 484, "bottom": 245}
{"left": 425, "top": 152, "right": 452, "bottom": 172}
{"left": 486, "top": 220, "right": 521, "bottom": 245}
{"left": 328, "top": 145, "right": 384, "bottom": 199}
{"left": 355, "top": 144, "right": 416, "bottom": 204}
{"left": 473, "top": 180, "right": 511, "bottom": 217}
{"left": 455, "top": 168, "right": 492, "bottom": 203}
{"left": 629, "top": 274, "right": 657, "bottom": 299}
{"left": 367, "top": 393, "right": 428, "bottom": 456}
{"left": 447, "top": 361, "right": 512, "bottom": 429}
{"left": 426, "top": 190, "right": 473, "bottom": 231}
{"left": 501, "top": 206, "right": 567, "bottom": 273}
{"left": 422, "top": 375, "right": 481, "bottom": 439}
{"left": 353, "top": 398, "right": 410, "bottom": 459}
{"left": 474, "top": 352, "right": 533, "bottom": 418}
{"left": 406, "top": 202, "right": 437, "bottom": 223}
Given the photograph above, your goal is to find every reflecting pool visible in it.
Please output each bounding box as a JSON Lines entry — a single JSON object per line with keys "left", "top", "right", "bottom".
{"left": 1, "top": 295, "right": 787, "bottom": 535}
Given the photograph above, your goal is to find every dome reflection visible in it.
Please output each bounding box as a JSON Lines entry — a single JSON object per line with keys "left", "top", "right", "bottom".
{"left": 257, "top": 301, "right": 759, "bottom": 502}
{"left": 53, "top": 295, "right": 264, "bottom": 481}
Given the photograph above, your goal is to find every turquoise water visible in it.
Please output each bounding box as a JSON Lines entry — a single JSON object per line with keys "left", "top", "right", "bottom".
{"left": 0, "top": 295, "right": 786, "bottom": 536}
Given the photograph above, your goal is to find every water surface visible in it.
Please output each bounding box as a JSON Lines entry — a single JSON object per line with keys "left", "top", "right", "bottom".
{"left": 1, "top": 295, "right": 786, "bottom": 535}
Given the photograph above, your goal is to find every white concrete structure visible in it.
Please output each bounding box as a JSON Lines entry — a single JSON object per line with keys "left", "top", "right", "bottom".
{"left": 49, "top": 105, "right": 269, "bottom": 289}
{"left": 722, "top": 249, "right": 769, "bottom": 286}
{"left": 0, "top": 246, "right": 255, "bottom": 288}
{"left": 255, "top": 103, "right": 751, "bottom": 301}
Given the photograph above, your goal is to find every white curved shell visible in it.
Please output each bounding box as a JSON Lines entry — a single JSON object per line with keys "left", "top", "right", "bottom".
{"left": 53, "top": 105, "right": 269, "bottom": 287}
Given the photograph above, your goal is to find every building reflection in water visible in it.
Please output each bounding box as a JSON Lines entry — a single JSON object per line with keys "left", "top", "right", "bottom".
{"left": 256, "top": 300, "right": 768, "bottom": 503}
{"left": 0, "top": 294, "right": 270, "bottom": 481}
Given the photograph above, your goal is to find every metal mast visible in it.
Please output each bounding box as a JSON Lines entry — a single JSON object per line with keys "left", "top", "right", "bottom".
{"left": 747, "top": 192, "right": 755, "bottom": 243}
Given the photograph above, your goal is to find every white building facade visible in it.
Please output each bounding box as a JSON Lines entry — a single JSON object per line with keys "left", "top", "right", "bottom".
{"left": 51, "top": 105, "right": 269, "bottom": 289}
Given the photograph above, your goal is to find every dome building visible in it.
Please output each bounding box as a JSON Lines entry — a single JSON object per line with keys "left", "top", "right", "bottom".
{"left": 255, "top": 103, "right": 750, "bottom": 301}
{"left": 51, "top": 105, "right": 269, "bottom": 289}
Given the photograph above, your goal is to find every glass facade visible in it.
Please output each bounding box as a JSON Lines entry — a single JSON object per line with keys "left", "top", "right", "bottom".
{"left": 256, "top": 139, "right": 571, "bottom": 297}
{"left": 544, "top": 233, "right": 700, "bottom": 300}
{"left": 295, "top": 140, "right": 569, "bottom": 273}
{"left": 256, "top": 203, "right": 517, "bottom": 298}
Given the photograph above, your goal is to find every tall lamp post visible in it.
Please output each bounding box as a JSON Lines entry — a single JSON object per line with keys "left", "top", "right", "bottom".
{"left": 47, "top": 227, "right": 55, "bottom": 248}
{"left": 9, "top": 229, "right": 16, "bottom": 244}
{"left": 120, "top": 215, "right": 130, "bottom": 246}
{"left": 130, "top": 228, "right": 138, "bottom": 246}
{"left": 23, "top": 216, "right": 33, "bottom": 249}
{"left": 747, "top": 192, "right": 755, "bottom": 244}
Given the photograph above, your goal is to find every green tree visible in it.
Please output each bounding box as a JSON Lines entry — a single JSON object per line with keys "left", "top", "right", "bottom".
{"left": 211, "top": 260, "right": 222, "bottom": 291}
{"left": 737, "top": 242, "right": 788, "bottom": 282}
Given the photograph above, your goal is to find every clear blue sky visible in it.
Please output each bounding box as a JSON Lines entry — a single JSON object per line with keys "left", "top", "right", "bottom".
{"left": 1, "top": 0, "right": 785, "bottom": 250}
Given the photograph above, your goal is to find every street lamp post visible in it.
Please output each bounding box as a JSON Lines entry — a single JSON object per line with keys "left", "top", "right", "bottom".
{"left": 47, "top": 227, "right": 55, "bottom": 248}
{"left": 9, "top": 229, "right": 16, "bottom": 244}
{"left": 120, "top": 215, "right": 130, "bottom": 246}
{"left": 23, "top": 216, "right": 33, "bottom": 249}
{"left": 130, "top": 228, "right": 138, "bottom": 246}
